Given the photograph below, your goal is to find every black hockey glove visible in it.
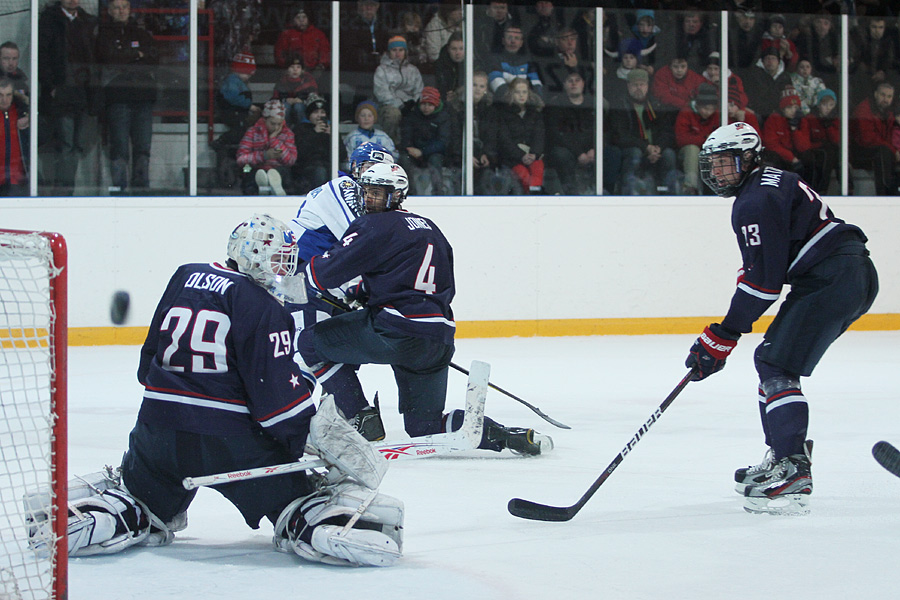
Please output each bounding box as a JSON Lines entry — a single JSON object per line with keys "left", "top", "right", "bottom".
{"left": 685, "top": 323, "right": 741, "bottom": 381}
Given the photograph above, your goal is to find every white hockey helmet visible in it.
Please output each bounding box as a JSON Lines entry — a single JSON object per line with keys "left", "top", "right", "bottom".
{"left": 358, "top": 163, "right": 409, "bottom": 213}
{"left": 227, "top": 214, "right": 298, "bottom": 289}
{"left": 699, "top": 121, "right": 762, "bottom": 197}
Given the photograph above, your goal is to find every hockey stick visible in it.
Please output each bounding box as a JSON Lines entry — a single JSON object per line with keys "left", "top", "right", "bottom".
{"left": 312, "top": 291, "right": 570, "bottom": 429}
{"left": 182, "top": 360, "right": 489, "bottom": 490}
{"left": 447, "top": 362, "right": 571, "bottom": 430}
{"left": 872, "top": 441, "right": 900, "bottom": 478}
{"left": 507, "top": 368, "right": 697, "bottom": 522}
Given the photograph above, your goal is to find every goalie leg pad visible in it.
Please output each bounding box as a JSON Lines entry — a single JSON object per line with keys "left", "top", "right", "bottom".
{"left": 64, "top": 488, "right": 152, "bottom": 556}
{"left": 308, "top": 394, "right": 387, "bottom": 489}
{"left": 273, "top": 481, "right": 403, "bottom": 567}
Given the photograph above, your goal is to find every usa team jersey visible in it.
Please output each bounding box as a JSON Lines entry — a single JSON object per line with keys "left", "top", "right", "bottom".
{"left": 290, "top": 176, "right": 361, "bottom": 261}
{"left": 137, "top": 262, "right": 315, "bottom": 458}
{"left": 721, "top": 166, "right": 866, "bottom": 334}
{"left": 306, "top": 210, "right": 456, "bottom": 345}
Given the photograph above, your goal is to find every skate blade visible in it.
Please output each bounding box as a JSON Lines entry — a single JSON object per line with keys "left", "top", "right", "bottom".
{"left": 536, "top": 433, "right": 554, "bottom": 454}
{"left": 742, "top": 494, "right": 810, "bottom": 516}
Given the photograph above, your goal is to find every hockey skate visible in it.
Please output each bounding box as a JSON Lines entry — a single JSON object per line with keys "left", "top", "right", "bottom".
{"left": 739, "top": 443, "right": 813, "bottom": 516}
{"left": 484, "top": 419, "right": 553, "bottom": 456}
{"left": 351, "top": 396, "right": 386, "bottom": 442}
{"left": 734, "top": 440, "right": 813, "bottom": 489}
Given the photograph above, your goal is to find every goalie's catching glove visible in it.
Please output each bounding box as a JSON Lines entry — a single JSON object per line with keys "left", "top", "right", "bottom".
{"left": 686, "top": 323, "right": 741, "bottom": 381}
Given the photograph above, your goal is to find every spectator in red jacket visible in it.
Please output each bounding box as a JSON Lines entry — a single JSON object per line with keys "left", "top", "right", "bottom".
{"left": 236, "top": 99, "right": 298, "bottom": 196}
{"left": 851, "top": 81, "right": 899, "bottom": 196}
{"left": 795, "top": 88, "right": 839, "bottom": 194}
{"left": 762, "top": 86, "right": 804, "bottom": 173}
{"left": 0, "top": 77, "right": 27, "bottom": 196}
{"left": 652, "top": 55, "right": 705, "bottom": 115}
{"left": 760, "top": 14, "right": 799, "bottom": 72}
{"left": 274, "top": 6, "right": 330, "bottom": 74}
{"left": 675, "top": 82, "right": 719, "bottom": 195}
{"left": 726, "top": 79, "right": 760, "bottom": 132}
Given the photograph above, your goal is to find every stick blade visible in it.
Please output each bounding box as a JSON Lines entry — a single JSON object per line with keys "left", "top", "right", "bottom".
{"left": 873, "top": 441, "right": 900, "bottom": 477}
{"left": 507, "top": 498, "right": 576, "bottom": 522}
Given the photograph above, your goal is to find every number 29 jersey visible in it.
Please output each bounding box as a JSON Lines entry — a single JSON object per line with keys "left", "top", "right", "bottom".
{"left": 306, "top": 210, "right": 456, "bottom": 345}
{"left": 136, "top": 262, "right": 315, "bottom": 458}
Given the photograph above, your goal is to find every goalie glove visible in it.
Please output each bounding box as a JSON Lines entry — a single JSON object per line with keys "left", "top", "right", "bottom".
{"left": 685, "top": 323, "right": 741, "bottom": 381}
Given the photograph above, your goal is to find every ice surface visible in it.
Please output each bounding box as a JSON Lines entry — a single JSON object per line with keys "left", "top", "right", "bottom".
{"left": 67, "top": 332, "right": 900, "bottom": 599}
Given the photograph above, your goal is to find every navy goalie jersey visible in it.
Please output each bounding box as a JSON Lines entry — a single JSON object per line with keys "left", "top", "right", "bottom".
{"left": 137, "top": 262, "right": 315, "bottom": 458}
{"left": 305, "top": 209, "right": 456, "bottom": 345}
{"left": 721, "top": 166, "right": 866, "bottom": 334}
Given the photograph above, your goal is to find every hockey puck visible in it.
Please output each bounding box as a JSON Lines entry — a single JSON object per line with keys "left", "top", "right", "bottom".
{"left": 110, "top": 291, "right": 131, "bottom": 325}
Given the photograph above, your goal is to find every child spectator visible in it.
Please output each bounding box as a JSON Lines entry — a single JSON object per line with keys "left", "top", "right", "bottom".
{"left": 726, "top": 81, "right": 760, "bottom": 132}
{"left": 761, "top": 14, "right": 798, "bottom": 72}
{"left": 274, "top": 6, "right": 330, "bottom": 74}
{"left": 605, "top": 37, "right": 643, "bottom": 102}
{"left": 272, "top": 54, "right": 319, "bottom": 130}
{"left": 399, "top": 11, "right": 428, "bottom": 71}
{"left": 236, "top": 99, "right": 297, "bottom": 196}
{"left": 373, "top": 35, "right": 424, "bottom": 145}
{"left": 495, "top": 77, "right": 545, "bottom": 194}
{"left": 424, "top": 4, "right": 463, "bottom": 63}
{"left": 790, "top": 59, "right": 826, "bottom": 116}
{"left": 343, "top": 100, "right": 398, "bottom": 161}
{"left": 762, "top": 87, "right": 804, "bottom": 173}
{"left": 675, "top": 83, "right": 720, "bottom": 195}
{"left": 448, "top": 71, "right": 496, "bottom": 194}
{"left": 434, "top": 32, "right": 465, "bottom": 104}
{"left": 796, "top": 88, "right": 840, "bottom": 194}
{"left": 292, "top": 95, "right": 331, "bottom": 194}
{"left": 652, "top": 55, "right": 706, "bottom": 114}
{"left": 399, "top": 86, "right": 451, "bottom": 195}
{"left": 630, "top": 9, "right": 659, "bottom": 75}
{"left": 217, "top": 51, "right": 260, "bottom": 132}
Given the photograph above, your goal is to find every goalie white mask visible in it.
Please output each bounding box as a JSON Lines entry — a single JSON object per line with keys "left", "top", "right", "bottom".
{"left": 227, "top": 214, "right": 298, "bottom": 292}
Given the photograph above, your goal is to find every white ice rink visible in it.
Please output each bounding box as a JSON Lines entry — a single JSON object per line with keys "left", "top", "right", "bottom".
{"left": 67, "top": 332, "right": 900, "bottom": 599}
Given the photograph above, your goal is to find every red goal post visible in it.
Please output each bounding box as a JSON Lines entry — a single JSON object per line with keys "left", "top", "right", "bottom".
{"left": 0, "top": 229, "right": 68, "bottom": 600}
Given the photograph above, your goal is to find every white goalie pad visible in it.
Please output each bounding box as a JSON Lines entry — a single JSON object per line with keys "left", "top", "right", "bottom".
{"left": 308, "top": 394, "right": 388, "bottom": 489}
{"left": 273, "top": 481, "right": 404, "bottom": 567}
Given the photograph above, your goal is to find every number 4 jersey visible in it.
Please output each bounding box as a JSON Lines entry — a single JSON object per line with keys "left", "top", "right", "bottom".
{"left": 136, "top": 262, "right": 315, "bottom": 458}
{"left": 305, "top": 210, "right": 456, "bottom": 345}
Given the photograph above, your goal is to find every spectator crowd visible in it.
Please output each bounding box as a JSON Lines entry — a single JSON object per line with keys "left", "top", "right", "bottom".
{"left": 6, "top": 0, "right": 900, "bottom": 197}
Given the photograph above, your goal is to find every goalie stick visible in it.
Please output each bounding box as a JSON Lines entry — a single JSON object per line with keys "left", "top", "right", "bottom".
{"left": 182, "top": 360, "right": 489, "bottom": 490}
{"left": 872, "top": 441, "right": 900, "bottom": 478}
{"left": 312, "top": 290, "right": 570, "bottom": 430}
{"left": 507, "top": 368, "right": 696, "bottom": 522}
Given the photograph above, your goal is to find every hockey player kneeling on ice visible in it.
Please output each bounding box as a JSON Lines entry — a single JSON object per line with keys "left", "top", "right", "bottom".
{"left": 24, "top": 214, "right": 403, "bottom": 566}
{"left": 687, "top": 122, "right": 878, "bottom": 516}
{"left": 295, "top": 163, "right": 552, "bottom": 456}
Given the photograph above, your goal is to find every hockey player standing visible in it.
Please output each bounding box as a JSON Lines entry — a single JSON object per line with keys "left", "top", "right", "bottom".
{"left": 28, "top": 214, "right": 403, "bottom": 567}
{"left": 297, "top": 163, "right": 553, "bottom": 456}
{"left": 686, "top": 122, "right": 878, "bottom": 515}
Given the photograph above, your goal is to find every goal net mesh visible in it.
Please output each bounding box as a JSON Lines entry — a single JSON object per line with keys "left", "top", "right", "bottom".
{"left": 0, "top": 231, "right": 63, "bottom": 600}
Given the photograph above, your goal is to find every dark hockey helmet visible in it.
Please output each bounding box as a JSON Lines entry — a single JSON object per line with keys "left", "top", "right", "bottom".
{"left": 349, "top": 142, "right": 395, "bottom": 181}
{"left": 699, "top": 122, "right": 762, "bottom": 197}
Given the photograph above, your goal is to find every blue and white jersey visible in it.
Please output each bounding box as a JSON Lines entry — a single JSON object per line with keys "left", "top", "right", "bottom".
{"left": 290, "top": 176, "right": 362, "bottom": 262}
{"left": 721, "top": 166, "right": 866, "bottom": 334}
{"left": 137, "top": 262, "right": 315, "bottom": 458}
{"left": 306, "top": 210, "right": 456, "bottom": 345}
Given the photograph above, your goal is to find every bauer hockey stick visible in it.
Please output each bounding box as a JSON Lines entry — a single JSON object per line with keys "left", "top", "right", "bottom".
{"left": 507, "top": 368, "right": 697, "bottom": 522}
{"left": 182, "top": 360, "right": 489, "bottom": 490}
{"left": 312, "top": 291, "right": 570, "bottom": 429}
{"left": 872, "top": 441, "right": 900, "bottom": 478}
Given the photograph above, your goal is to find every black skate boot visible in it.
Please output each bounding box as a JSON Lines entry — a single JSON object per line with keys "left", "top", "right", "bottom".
{"left": 350, "top": 394, "right": 385, "bottom": 442}
{"left": 483, "top": 418, "right": 553, "bottom": 456}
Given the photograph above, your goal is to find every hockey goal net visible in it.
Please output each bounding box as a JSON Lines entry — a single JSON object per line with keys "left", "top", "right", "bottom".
{"left": 0, "top": 229, "right": 67, "bottom": 600}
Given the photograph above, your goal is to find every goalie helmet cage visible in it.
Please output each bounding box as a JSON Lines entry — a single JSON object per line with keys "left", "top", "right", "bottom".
{"left": 0, "top": 229, "right": 68, "bottom": 600}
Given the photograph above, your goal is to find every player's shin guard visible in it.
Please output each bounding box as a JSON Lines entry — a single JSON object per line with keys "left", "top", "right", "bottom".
{"left": 761, "top": 375, "right": 809, "bottom": 460}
